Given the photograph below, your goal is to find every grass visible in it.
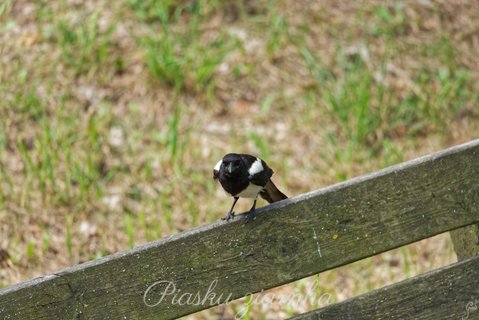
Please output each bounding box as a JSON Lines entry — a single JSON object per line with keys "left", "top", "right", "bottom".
{"left": 139, "top": 0, "right": 242, "bottom": 94}
{"left": 1, "top": 0, "right": 479, "bottom": 318}
{"left": 56, "top": 10, "right": 119, "bottom": 78}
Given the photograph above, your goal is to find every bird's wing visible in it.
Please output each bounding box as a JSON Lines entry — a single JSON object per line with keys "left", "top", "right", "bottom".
{"left": 213, "top": 159, "right": 222, "bottom": 179}
{"left": 241, "top": 155, "right": 273, "bottom": 186}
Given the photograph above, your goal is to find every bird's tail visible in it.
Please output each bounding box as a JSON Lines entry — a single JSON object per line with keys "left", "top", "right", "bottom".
{"left": 260, "top": 180, "right": 288, "bottom": 203}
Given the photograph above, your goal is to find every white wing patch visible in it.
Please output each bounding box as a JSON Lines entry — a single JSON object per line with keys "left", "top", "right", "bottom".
{"left": 214, "top": 160, "right": 222, "bottom": 172}
{"left": 248, "top": 158, "right": 263, "bottom": 176}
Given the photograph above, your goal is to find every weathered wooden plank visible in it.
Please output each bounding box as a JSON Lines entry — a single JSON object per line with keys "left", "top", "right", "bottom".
{"left": 451, "top": 224, "right": 479, "bottom": 260}
{"left": 288, "top": 254, "right": 479, "bottom": 320}
{"left": 0, "top": 140, "right": 478, "bottom": 320}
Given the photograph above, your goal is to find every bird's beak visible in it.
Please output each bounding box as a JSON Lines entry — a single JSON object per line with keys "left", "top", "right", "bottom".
{"left": 227, "top": 163, "right": 234, "bottom": 174}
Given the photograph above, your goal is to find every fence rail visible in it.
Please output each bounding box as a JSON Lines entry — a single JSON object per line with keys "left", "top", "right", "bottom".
{"left": 290, "top": 253, "right": 479, "bottom": 320}
{"left": 0, "top": 140, "right": 478, "bottom": 319}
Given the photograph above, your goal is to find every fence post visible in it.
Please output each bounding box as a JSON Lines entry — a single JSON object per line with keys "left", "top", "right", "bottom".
{"left": 450, "top": 224, "right": 479, "bottom": 260}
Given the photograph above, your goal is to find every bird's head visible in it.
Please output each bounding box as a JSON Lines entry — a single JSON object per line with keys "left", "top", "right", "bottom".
{"left": 213, "top": 153, "right": 245, "bottom": 179}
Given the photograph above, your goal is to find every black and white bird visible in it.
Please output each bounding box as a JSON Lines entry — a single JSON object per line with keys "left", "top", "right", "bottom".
{"left": 213, "top": 153, "right": 287, "bottom": 221}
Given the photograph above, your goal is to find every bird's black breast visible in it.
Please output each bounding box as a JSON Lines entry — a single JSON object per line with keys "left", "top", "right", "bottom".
{"left": 219, "top": 174, "right": 249, "bottom": 196}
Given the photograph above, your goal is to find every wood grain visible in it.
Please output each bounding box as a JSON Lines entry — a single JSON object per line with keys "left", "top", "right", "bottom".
{"left": 289, "top": 254, "right": 479, "bottom": 320}
{"left": 0, "top": 140, "right": 478, "bottom": 319}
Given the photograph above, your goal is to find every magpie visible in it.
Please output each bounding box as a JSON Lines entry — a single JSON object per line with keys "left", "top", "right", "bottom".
{"left": 213, "top": 153, "right": 287, "bottom": 222}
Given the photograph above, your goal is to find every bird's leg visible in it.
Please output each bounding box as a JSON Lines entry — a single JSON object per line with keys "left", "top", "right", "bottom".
{"left": 222, "top": 197, "right": 239, "bottom": 222}
{"left": 245, "top": 196, "right": 258, "bottom": 222}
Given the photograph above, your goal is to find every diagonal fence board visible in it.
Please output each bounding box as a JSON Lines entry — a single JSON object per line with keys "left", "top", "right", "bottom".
{"left": 288, "top": 253, "right": 479, "bottom": 320}
{"left": 0, "top": 140, "right": 478, "bottom": 320}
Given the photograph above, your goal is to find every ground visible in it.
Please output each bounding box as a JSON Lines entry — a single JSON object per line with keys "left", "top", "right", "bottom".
{"left": 0, "top": 0, "right": 478, "bottom": 319}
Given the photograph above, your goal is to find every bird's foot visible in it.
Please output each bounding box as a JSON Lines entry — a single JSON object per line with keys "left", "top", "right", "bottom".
{"left": 244, "top": 209, "right": 256, "bottom": 223}
{"left": 222, "top": 211, "right": 235, "bottom": 222}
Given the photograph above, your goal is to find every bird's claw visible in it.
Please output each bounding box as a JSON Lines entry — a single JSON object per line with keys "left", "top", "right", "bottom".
{"left": 222, "top": 211, "right": 235, "bottom": 222}
{"left": 244, "top": 209, "right": 256, "bottom": 223}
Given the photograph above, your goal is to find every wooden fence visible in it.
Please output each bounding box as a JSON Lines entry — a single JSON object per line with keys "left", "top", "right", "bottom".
{"left": 0, "top": 139, "right": 478, "bottom": 319}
